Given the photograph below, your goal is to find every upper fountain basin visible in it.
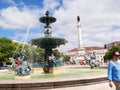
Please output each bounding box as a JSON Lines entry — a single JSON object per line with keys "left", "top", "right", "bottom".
{"left": 31, "top": 36, "right": 67, "bottom": 49}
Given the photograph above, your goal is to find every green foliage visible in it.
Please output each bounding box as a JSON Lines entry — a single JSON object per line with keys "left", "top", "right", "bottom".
{"left": 32, "top": 47, "right": 44, "bottom": 62}
{"left": 53, "top": 49, "right": 61, "bottom": 59}
{"left": 32, "top": 48, "right": 61, "bottom": 62}
{"left": 63, "top": 55, "right": 70, "bottom": 62}
{"left": 0, "top": 37, "right": 16, "bottom": 63}
{"left": 0, "top": 37, "right": 31, "bottom": 63}
{"left": 0, "top": 37, "right": 66, "bottom": 65}
{"left": 104, "top": 46, "right": 120, "bottom": 62}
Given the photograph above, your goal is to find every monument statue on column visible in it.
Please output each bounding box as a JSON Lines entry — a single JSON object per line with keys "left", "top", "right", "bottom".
{"left": 75, "top": 16, "right": 85, "bottom": 64}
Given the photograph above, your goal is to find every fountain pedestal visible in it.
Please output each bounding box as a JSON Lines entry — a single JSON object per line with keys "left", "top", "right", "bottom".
{"left": 32, "top": 66, "right": 64, "bottom": 74}
{"left": 15, "top": 75, "right": 31, "bottom": 80}
{"left": 44, "top": 66, "right": 64, "bottom": 74}
{"left": 32, "top": 68, "right": 43, "bottom": 74}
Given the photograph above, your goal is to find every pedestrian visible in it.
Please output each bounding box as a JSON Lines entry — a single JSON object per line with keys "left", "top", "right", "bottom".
{"left": 108, "top": 51, "right": 120, "bottom": 90}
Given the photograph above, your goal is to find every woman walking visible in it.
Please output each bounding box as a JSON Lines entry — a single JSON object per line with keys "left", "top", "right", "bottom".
{"left": 108, "top": 51, "right": 120, "bottom": 90}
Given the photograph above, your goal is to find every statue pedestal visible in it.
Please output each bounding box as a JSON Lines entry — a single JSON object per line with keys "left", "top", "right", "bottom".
{"left": 32, "top": 66, "right": 64, "bottom": 74}
{"left": 32, "top": 68, "right": 43, "bottom": 74}
{"left": 46, "top": 66, "right": 64, "bottom": 74}
{"left": 15, "top": 75, "right": 31, "bottom": 80}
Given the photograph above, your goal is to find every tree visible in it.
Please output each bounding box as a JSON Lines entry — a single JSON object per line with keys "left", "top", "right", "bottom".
{"left": 32, "top": 47, "right": 44, "bottom": 62}
{"left": 12, "top": 43, "right": 45, "bottom": 63}
{"left": 63, "top": 55, "right": 70, "bottom": 62}
{"left": 0, "top": 37, "right": 67, "bottom": 64}
{"left": 104, "top": 46, "right": 120, "bottom": 62}
{"left": 0, "top": 37, "right": 29, "bottom": 64}
{"left": 32, "top": 48, "right": 61, "bottom": 62}
{"left": 53, "top": 49, "right": 61, "bottom": 59}
{"left": 0, "top": 37, "right": 16, "bottom": 63}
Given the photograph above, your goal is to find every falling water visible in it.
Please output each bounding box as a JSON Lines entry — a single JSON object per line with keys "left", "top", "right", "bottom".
{"left": 28, "top": 41, "right": 34, "bottom": 66}
{"left": 22, "top": 24, "right": 31, "bottom": 51}
{"left": 9, "top": 23, "right": 32, "bottom": 67}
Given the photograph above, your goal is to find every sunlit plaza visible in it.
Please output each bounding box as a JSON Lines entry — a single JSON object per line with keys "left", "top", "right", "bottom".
{"left": 0, "top": 0, "right": 120, "bottom": 90}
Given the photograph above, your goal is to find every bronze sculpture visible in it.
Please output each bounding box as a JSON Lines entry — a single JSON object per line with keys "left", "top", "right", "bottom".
{"left": 15, "top": 51, "right": 31, "bottom": 76}
{"left": 89, "top": 52, "right": 100, "bottom": 69}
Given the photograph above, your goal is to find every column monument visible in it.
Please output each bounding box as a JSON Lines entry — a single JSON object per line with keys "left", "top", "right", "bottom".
{"left": 75, "top": 16, "right": 85, "bottom": 64}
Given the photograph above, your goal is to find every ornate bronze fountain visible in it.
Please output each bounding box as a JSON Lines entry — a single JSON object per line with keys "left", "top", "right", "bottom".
{"left": 31, "top": 11, "right": 67, "bottom": 73}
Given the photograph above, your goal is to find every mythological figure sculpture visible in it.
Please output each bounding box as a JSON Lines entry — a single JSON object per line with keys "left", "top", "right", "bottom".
{"left": 15, "top": 51, "right": 31, "bottom": 76}
{"left": 89, "top": 52, "right": 100, "bottom": 69}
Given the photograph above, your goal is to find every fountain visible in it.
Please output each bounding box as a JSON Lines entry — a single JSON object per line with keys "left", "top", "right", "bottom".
{"left": 31, "top": 11, "right": 67, "bottom": 74}
{"left": 0, "top": 11, "right": 108, "bottom": 90}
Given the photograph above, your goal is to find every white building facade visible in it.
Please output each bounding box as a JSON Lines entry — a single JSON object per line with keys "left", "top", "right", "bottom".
{"left": 65, "top": 46, "right": 108, "bottom": 65}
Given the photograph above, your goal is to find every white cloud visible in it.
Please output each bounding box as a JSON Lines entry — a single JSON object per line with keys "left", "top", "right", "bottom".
{"left": 43, "top": 0, "right": 60, "bottom": 11}
{"left": 0, "top": 5, "right": 40, "bottom": 30}
{"left": 1, "top": 0, "right": 120, "bottom": 52}
{"left": 52, "top": 0, "right": 120, "bottom": 52}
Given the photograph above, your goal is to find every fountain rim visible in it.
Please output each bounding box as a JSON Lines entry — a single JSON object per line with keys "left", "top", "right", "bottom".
{"left": 0, "top": 75, "right": 107, "bottom": 89}
{"left": 0, "top": 74, "right": 107, "bottom": 84}
{"left": 0, "top": 65, "right": 107, "bottom": 89}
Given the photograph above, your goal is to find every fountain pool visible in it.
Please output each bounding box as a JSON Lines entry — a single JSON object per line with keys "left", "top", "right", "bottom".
{"left": 0, "top": 66, "right": 107, "bottom": 80}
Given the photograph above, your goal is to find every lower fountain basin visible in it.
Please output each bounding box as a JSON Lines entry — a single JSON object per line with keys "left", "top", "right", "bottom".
{"left": 0, "top": 65, "right": 107, "bottom": 80}
{"left": 0, "top": 66, "right": 107, "bottom": 90}
{"left": 0, "top": 65, "right": 108, "bottom": 90}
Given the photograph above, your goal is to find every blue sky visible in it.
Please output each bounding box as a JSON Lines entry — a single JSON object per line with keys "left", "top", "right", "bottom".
{"left": 0, "top": 0, "right": 44, "bottom": 9}
{"left": 0, "top": 0, "right": 62, "bottom": 42}
{"left": 0, "top": 0, "right": 120, "bottom": 52}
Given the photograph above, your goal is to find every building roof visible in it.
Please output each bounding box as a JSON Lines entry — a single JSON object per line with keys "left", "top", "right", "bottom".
{"left": 68, "top": 48, "right": 78, "bottom": 52}
{"left": 111, "top": 41, "right": 120, "bottom": 44}
{"left": 68, "top": 46, "right": 105, "bottom": 52}
{"left": 85, "top": 46, "right": 105, "bottom": 50}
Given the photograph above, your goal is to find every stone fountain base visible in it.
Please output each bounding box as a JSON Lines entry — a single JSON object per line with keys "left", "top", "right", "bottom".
{"left": 32, "top": 68, "right": 43, "bottom": 74}
{"left": 32, "top": 66, "right": 64, "bottom": 74}
{"left": 0, "top": 65, "right": 108, "bottom": 90}
{"left": 45, "top": 66, "right": 64, "bottom": 74}
{"left": 15, "top": 75, "right": 31, "bottom": 80}
{"left": 0, "top": 76, "right": 107, "bottom": 90}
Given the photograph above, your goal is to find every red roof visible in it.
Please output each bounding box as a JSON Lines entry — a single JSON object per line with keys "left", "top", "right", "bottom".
{"left": 85, "top": 46, "right": 104, "bottom": 50}
{"left": 68, "top": 48, "right": 78, "bottom": 52}
{"left": 111, "top": 41, "right": 120, "bottom": 44}
{"left": 68, "top": 46, "right": 105, "bottom": 52}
